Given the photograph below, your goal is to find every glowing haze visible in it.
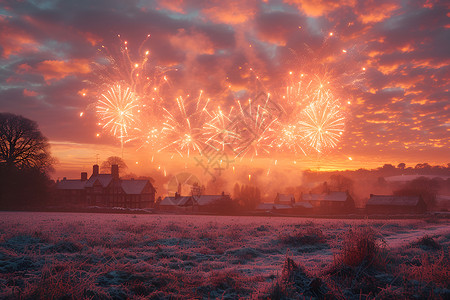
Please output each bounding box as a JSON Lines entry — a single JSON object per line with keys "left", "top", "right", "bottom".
{"left": 0, "top": 0, "right": 448, "bottom": 180}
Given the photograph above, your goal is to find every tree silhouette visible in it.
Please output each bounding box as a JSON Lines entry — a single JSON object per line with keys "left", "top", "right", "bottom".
{"left": 0, "top": 113, "right": 53, "bottom": 209}
{"left": 329, "top": 174, "right": 354, "bottom": 192}
{"left": 100, "top": 156, "right": 128, "bottom": 173}
{"left": 0, "top": 113, "right": 53, "bottom": 170}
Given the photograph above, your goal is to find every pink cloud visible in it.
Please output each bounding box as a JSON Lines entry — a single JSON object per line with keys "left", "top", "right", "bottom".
{"left": 18, "top": 59, "right": 91, "bottom": 82}
{"left": 0, "top": 20, "right": 39, "bottom": 58}
{"left": 285, "top": 0, "right": 356, "bottom": 16}
{"left": 23, "top": 89, "right": 38, "bottom": 97}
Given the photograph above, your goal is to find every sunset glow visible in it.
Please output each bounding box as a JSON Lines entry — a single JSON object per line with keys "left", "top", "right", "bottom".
{"left": 0, "top": 0, "right": 448, "bottom": 180}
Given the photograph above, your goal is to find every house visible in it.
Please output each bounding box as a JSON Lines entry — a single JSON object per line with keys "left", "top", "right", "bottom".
{"left": 256, "top": 203, "right": 294, "bottom": 214}
{"left": 159, "top": 193, "right": 195, "bottom": 211}
{"left": 301, "top": 191, "right": 355, "bottom": 214}
{"left": 255, "top": 193, "right": 313, "bottom": 214}
{"left": 366, "top": 194, "right": 427, "bottom": 214}
{"left": 55, "top": 172, "right": 88, "bottom": 207}
{"left": 158, "top": 193, "right": 232, "bottom": 213}
{"left": 56, "top": 164, "right": 156, "bottom": 209}
{"left": 274, "top": 193, "right": 295, "bottom": 205}
{"left": 434, "top": 195, "right": 450, "bottom": 212}
{"left": 192, "top": 193, "right": 233, "bottom": 212}
{"left": 293, "top": 201, "right": 313, "bottom": 211}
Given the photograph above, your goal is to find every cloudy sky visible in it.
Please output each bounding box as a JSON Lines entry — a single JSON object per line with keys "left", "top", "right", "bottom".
{"left": 0, "top": 0, "right": 448, "bottom": 178}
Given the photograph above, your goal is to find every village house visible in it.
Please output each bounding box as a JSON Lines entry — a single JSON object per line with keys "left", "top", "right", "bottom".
{"left": 193, "top": 193, "right": 233, "bottom": 212}
{"left": 159, "top": 193, "right": 195, "bottom": 212}
{"left": 159, "top": 192, "right": 232, "bottom": 212}
{"left": 366, "top": 194, "right": 427, "bottom": 214}
{"left": 300, "top": 191, "right": 355, "bottom": 214}
{"left": 56, "top": 164, "right": 156, "bottom": 209}
{"left": 274, "top": 193, "right": 295, "bottom": 205}
{"left": 55, "top": 172, "right": 88, "bottom": 208}
{"left": 256, "top": 193, "right": 312, "bottom": 214}
{"left": 435, "top": 195, "right": 450, "bottom": 212}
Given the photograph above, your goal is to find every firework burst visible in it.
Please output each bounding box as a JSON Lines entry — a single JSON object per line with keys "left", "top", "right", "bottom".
{"left": 96, "top": 85, "right": 139, "bottom": 146}
{"left": 298, "top": 94, "right": 345, "bottom": 153}
{"left": 272, "top": 123, "right": 307, "bottom": 156}
{"left": 159, "top": 93, "right": 211, "bottom": 157}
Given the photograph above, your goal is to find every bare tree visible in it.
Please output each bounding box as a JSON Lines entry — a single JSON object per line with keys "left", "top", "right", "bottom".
{"left": 100, "top": 156, "right": 128, "bottom": 173}
{"left": 0, "top": 113, "right": 53, "bottom": 209}
{"left": 0, "top": 113, "right": 53, "bottom": 170}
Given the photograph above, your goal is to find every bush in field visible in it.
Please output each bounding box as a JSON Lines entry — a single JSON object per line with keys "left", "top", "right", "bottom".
{"left": 338, "top": 227, "right": 384, "bottom": 267}
{"left": 401, "top": 251, "right": 449, "bottom": 288}
{"left": 279, "top": 227, "right": 326, "bottom": 246}
{"left": 322, "top": 226, "right": 392, "bottom": 298}
{"left": 411, "top": 235, "right": 441, "bottom": 250}
{"left": 266, "top": 256, "right": 326, "bottom": 299}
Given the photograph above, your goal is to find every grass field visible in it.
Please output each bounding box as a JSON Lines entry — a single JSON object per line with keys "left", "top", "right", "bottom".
{"left": 0, "top": 212, "right": 449, "bottom": 299}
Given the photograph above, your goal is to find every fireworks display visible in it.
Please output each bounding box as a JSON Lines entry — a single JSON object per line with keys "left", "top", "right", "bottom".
{"left": 89, "top": 36, "right": 350, "bottom": 162}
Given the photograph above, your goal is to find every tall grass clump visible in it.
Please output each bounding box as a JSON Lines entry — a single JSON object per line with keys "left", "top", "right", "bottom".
{"left": 338, "top": 226, "right": 385, "bottom": 268}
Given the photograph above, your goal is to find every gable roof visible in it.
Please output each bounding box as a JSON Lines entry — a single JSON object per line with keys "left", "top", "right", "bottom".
{"left": 120, "top": 180, "right": 149, "bottom": 194}
{"left": 56, "top": 180, "right": 86, "bottom": 190}
{"left": 275, "top": 194, "right": 295, "bottom": 202}
{"left": 256, "top": 203, "right": 292, "bottom": 210}
{"left": 367, "top": 195, "right": 421, "bottom": 206}
{"left": 85, "top": 174, "right": 112, "bottom": 188}
{"left": 302, "top": 191, "right": 348, "bottom": 202}
{"left": 160, "top": 196, "right": 192, "bottom": 206}
{"left": 293, "top": 202, "right": 313, "bottom": 209}
{"left": 193, "top": 195, "right": 230, "bottom": 206}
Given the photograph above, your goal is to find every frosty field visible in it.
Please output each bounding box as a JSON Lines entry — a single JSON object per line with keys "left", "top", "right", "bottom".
{"left": 0, "top": 212, "right": 449, "bottom": 299}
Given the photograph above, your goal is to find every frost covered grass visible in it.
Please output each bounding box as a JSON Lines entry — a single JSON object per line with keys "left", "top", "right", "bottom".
{"left": 0, "top": 212, "right": 449, "bottom": 299}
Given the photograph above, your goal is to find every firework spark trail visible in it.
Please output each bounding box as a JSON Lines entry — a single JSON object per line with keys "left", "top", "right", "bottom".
{"left": 96, "top": 85, "right": 139, "bottom": 147}
{"left": 97, "top": 35, "right": 171, "bottom": 103}
{"left": 203, "top": 106, "right": 241, "bottom": 152}
{"left": 232, "top": 98, "right": 279, "bottom": 160}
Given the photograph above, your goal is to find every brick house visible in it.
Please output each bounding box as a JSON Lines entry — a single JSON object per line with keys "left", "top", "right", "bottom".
{"left": 56, "top": 164, "right": 155, "bottom": 209}
{"left": 300, "top": 191, "right": 355, "bottom": 214}
{"left": 366, "top": 194, "right": 427, "bottom": 214}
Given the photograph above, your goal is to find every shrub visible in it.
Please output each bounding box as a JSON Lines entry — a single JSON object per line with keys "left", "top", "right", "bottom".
{"left": 266, "top": 256, "right": 325, "bottom": 299}
{"left": 401, "top": 251, "right": 449, "bottom": 287}
{"left": 411, "top": 235, "right": 441, "bottom": 250}
{"left": 279, "top": 227, "right": 326, "bottom": 246}
{"left": 338, "top": 226, "right": 384, "bottom": 267}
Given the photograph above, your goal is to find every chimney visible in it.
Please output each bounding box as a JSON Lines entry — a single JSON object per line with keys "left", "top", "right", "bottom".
{"left": 111, "top": 164, "right": 119, "bottom": 180}
{"left": 81, "top": 172, "right": 88, "bottom": 181}
{"left": 93, "top": 164, "right": 99, "bottom": 176}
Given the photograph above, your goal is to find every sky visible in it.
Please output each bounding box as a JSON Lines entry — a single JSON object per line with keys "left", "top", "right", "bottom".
{"left": 0, "top": 0, "right": 449, "bottom": 180}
